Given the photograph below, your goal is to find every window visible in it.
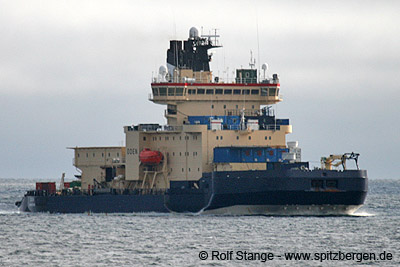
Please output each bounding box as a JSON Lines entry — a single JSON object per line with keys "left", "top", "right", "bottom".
{"left": 311, "top": 180, "right": 324, "bottom": 189}
{"left": 216, "top": 136, "right": 219, "bottom": 140}
{"left": 236, "top": 105, "right": 239, "bottom": 109}
{"left": 269, "top": 136, "right": 271, "bottom": 140}
{"left": 168, "top": 87, "right": 175, "bottom": 96}
{"left": 93, "top": 153, "right": 95, "bottom": 157}
{"left": 173, "top": 152, "right": 175, "bottom": 156}
{"left": 152, "top": 88, "right": 159, "bottom": 96}
{"left": 326, "top": 180, "right": 338, "bottom": 188}
{"left": 188, "top": 89, "right": 196, "bottom": 95}
{"left": 243, "top": 89, "right": 250, "bottom": 95}
{"left": 78, "top": 153, "right": 80, "bottom": 158}
{"left": 248, "top": 136, "right": 251, "bottom": 140}
{"left": 159, "top": 87, "right": 167, "bottom": 96}
{"left": 159, "top": 137, "right": 161, "bottom": 140}
{"left": 220, "top": 136, "right": 223, "bottom": 140}
{"left": 224, "top": 89, "right": 232, "bottom": 94}
{"left": 86, "top": 153, "right": 88, "bottom": 158}
{"left": 215, "top": 89, "right": 223, "bottom": 94}
{"left": 108, "top": 153, "right": 111, "bottom": 157}
{"left": 165, "top": 136, "right": 169, "bottom": 140}
{"left": 261, "top": 88, "right": 268, "bottom": 96}
{"left": 211, "top": 104, "right": 214, "bottom": 109}
{"left": 143, "top": 137, "right": 146, "bottom": 141}
{"left": 223, "top": 105, "right": 226, "bottom": 109}
{"left": 206, "top": 89, "right": 214, "bottom": 95}
{"left": 233, "top": 89, "right": 241, "bottom": 95}
{"left": 252, "top": 105, "right": 254, "bottom": 109}
{"left": 269, "top": 88, "right": 276, "bottom": 96}
{"left": 176, "top": 87, "right": 184, "bottom": 96}
{"left": 236, "top": 136, "right": 239, "bottom": 140}
{"left": 197, "top": 89, "right": 205, "bottom": 94}
{"left": 251, "top": 89, "right": 259, "bottom": 95}
{"left": 117, "top": 153, "right": 119, "bottom": 157}
{"left": 265, "top": 136, "right": 268, "bottom": 140}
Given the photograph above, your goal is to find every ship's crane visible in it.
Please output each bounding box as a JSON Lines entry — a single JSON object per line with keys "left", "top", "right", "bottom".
{"left": 321, "top": 152, "right": 360, "bottom": 170}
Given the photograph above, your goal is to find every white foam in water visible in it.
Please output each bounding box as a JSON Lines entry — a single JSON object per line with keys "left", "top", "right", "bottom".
{"left": 0, "top": 210, "right": 21, "bottom": 215}
{"left": 351, "top": 211, "right": 376, "bottom": 217}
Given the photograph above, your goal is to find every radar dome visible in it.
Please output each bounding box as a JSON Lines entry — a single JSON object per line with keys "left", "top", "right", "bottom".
{"left": 189, "top": 27, "right": 199, "bottom": 39}
{"left": 159, "top": 65, "right": 167, "bottom": 76}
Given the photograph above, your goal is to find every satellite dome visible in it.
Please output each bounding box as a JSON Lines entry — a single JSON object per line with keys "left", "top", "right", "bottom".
{"left": 159, "top": 65, "right": 167, "bottom": 76}
{"left": 189, "top": 27, "right": 199, "bottom": 39}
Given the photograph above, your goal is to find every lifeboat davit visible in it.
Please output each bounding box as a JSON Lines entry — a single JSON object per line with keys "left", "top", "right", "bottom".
{"left": 139, "top": 148, "right": 163, "bottom": 165}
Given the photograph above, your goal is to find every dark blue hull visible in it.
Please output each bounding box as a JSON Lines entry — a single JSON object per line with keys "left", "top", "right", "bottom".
{"left": 18, "top": 169, "right": 368, "bottom": 215}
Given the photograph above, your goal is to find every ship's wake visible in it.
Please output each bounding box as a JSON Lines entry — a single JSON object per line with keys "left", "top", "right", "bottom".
{"left": 351, "top": 211, "right": 375, "bottom": 217}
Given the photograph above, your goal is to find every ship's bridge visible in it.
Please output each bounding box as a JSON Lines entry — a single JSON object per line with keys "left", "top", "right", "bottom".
{"left": 150, "top": 81, "right": 281, "bottom": 104}
{"left": 150, "top": 72, "right": 282, "bottom": 126}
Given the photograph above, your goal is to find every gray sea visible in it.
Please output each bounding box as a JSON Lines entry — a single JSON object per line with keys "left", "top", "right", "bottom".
{"left": 0, "top": 178, "right": 399, "bottom": 266}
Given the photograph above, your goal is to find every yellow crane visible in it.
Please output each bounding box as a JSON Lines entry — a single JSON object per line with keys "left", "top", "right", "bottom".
{"left": 321, "top": 152, "right": 359, "bottom": 170}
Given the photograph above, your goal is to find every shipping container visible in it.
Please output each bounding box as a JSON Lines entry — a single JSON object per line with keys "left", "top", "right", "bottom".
{"left": 36, "top": 182, "right": 56, "bottom": 194}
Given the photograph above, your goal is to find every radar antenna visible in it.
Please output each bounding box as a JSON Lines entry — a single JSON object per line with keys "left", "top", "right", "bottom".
{"left": 249, "top": 51, "right": 256, "bottom": 69}
{"left": 201, "top": 28, "right": 220, "bottom": 46}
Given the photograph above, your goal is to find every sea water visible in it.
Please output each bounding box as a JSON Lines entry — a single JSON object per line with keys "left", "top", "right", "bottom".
{"left": 0, "top": 178, "right": 399, "bottom": 266}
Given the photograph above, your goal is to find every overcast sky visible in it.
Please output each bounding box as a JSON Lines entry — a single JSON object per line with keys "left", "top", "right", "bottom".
{"left": 1, "top": 0, "right": 399, "bottom": 180}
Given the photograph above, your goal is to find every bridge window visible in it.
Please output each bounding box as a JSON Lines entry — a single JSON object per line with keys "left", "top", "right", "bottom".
{"left": 188, "top": 89, "right": 196, "bottom": 95}
{"left": 152, "top": 88, "right": 159, "bottom": 96}
{"left": 269, "top": 88, "right": 276, "bottom": 96}
{"left": 251, "top": 89, "right": 259, "bottom": 95}
{"left": 197, "top": 89, "right": 205, "bottom": 94}
{"left": 215, "top": 89, "right": 223, "bottom": 94}
{"left": 243, "top": 89, "right": 250, "bottom": 95}
{"left": 159, "top": 87, "right": 167, "bottom": 96}
{"left": 233, "top": 89, "right": 241, "bottom": 95}
{"left": 206, "top": 89, "right": 214, "bottom": 95}
{"left": 224, "top": 89, "right": 232, "bottom": 94}
{"left": 261, "top": 88, "right": 268, "bottom": 96}
{"left": 176, "top": 87, "right": 184, "bottom": 96}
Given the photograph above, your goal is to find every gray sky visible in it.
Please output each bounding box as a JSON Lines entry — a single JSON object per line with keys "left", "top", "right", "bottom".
{"left": 1, "top": 0, "right": 399, "bottom": 180}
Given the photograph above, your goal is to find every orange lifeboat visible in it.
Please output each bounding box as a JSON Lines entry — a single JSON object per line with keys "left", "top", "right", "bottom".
{"left": 139, "top": 148, "right": 163, "bottom": 165}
